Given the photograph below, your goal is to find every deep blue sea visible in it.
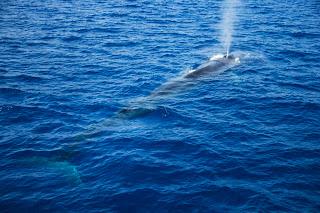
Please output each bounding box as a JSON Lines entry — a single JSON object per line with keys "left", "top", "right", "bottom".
{"left": 1, "top": 0, "right": 320, "bottom": 212}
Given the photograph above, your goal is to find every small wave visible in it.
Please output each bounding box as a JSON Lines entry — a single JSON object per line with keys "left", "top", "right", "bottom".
{"left": 61, "top": 35, "right": 82, "bottom": 42}
{"left": 8, "top": 148, "right": 69, "bottom": 160}
{"left": 76, "top": 27, "right": 122, "bottom": 34}
{"left": 1, "top": 104, "right": 73, "bottom": 126}
{"left": 16, "top": 74, "right": 46, "bottom": 82}
{"left": 26, "top": 41, "right": 50, "bottom": 47}
{"left": 278, "top": 82, "right": 320, "bottom": 93}
{"left": 102, "top": 41, "right": 140, "bottom": 48}
{"left": 32, "top": 122, "right": 63, "bottom": 134}
{"left": 289, "top": 31, "right": 319, "bottom": 39}
{"left": 278, "top": 49, "right": 307, "bottom": 59}
{"left": 0, "top": 87, "right": 26, "bottom": 95}
{"left": 268, "top": 100, "right": 320, "bottom": 111}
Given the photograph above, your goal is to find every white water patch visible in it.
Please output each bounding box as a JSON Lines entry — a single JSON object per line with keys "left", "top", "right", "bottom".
{"left": 219, "top": 0, "right": 240, "bottom": 56}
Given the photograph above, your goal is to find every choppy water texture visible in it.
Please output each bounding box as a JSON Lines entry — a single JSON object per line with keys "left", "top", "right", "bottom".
{"left": 1, "top": 0, "right": 320, "bottom": 212}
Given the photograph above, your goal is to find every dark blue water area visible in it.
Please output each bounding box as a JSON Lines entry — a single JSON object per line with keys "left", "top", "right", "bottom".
{"left": 1, "top": 0, "right": 320, "bottom": 212}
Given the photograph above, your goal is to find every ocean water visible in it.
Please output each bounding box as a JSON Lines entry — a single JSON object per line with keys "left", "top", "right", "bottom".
{"left": 0, "top": 0, "right": 320, "bottom": 212}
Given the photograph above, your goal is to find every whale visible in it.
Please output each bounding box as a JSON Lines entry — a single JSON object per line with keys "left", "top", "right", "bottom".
{"left": 46, "top": 52, "right": 242, "bottom": 177}
{"left": 70, "top": 53, "right": 241, "bottom": 141}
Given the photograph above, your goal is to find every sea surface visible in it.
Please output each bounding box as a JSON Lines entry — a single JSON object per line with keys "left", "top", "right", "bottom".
{"left": 0, "top": 0, "right": 319, "bottom": 212}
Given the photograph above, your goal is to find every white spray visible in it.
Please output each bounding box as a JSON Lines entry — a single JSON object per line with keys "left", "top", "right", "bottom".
{"left": 219, "top": 0, "right": 240, "bottom": 57}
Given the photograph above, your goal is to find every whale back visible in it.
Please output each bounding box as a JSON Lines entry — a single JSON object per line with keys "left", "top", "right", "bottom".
{"left": 184, "top": 55, "right": 238, "bottom": 79}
